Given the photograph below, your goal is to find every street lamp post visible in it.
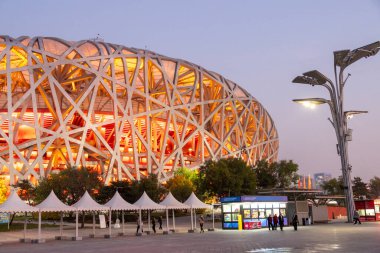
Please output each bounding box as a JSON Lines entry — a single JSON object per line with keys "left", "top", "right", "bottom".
{"left": 292, "top": 41, "right": 380, "bottom": 223}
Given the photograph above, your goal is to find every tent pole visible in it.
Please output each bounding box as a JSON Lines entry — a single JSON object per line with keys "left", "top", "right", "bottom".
{"left": 148, "top": 210, "right": 151, "bottom": 233}
{"left": 194, "top": 210, "right": 197, "bottom": 229}
{"left": 23, "top": 212, "right": 27, "bottom": 240}
{"left": 172, "top": 209, "right": 175, "bottom": 231}
{"left": 122, "top": 210, "right": 125, "bottom": 235}
{"left": 109, "top": 209, "right": 112, "bottom": 237}
{"left": 38, "top": 211, "right": 42, "bottom": 241}
{"left": 212, "top": 206, "right": 215, "bottom": 230}
{"left": 166, "top": 208, "right": 169, "bottom": 232}
{"left": 92, "top": 212, "right": 95, "bottom": 236}
{"left": 139, "top": 209, "right": 142, "bottom": 233}
{"left": 190, "top": 208, "right": 193, "bottom": 230}
{"left": 75, "top": 210, "right": 79, "bottom": 238}
{"left": 60, "top": 212, "right": 63, "bottom": 237}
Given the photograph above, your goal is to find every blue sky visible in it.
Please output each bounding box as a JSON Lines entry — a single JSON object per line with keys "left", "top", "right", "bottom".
{"left": 1, "top": 0, "right": 380, "bottom": 180}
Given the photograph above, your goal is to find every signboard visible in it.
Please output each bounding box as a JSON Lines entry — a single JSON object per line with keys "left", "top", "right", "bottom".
{"left": 241, "top": 196, "right": 288, "bottom": 202}
{"left": 220, "top": 196, "right": 288, "bottom": 203}
{"left": 0, "top": 213, "right": 9, "bottom": 224}
{"left": 220, "top": 196, "right": 241, "bottom": 203}
{"left": 99, "top": 214, "right": 106, "bottom": 229}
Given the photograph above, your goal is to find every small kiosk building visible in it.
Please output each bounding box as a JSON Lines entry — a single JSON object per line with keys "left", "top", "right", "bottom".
{"left": 220, "top": 196, "right": 288, "bottom": 230}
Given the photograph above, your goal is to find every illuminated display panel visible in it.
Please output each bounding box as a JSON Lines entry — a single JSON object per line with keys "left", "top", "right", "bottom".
{"left": 0, "top": 36, "right": 279, "bottom": 185}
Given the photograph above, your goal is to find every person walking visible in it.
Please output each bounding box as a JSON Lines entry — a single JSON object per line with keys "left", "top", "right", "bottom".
{"left": 158, "top": 216, "right": 163, "bottom": 230}
{"left": 292, "top": 213, "right": 299, "bottom": 231}
{"left": 278, "top": 213, "right": 285, "bottom": 231}
{"left": 273, "top": 214, "right": 278, "bottom": 230}
{"left": 199, "top": 215, "right": 205, "bottom": 233}
{"left": 267, "top": 214, "right": 273, "bottom": 231}
{"left": 136, "top": 217, "right": 141, "bottom": 235}
{"left": 353, "top": 210, "right": 362, "bottom": 225}
{"left": 152, "top": 217, "right": 156, "bottom": 233}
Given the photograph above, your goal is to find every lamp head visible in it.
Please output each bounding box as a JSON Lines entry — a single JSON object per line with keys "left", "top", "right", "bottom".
{"left": 344, "top": 110, "right": 368, "bottom": 119}
{"left": 334, "top": 41, "right": 380, "bottom": 69}
{"left": 292, "top": 98, "right": 329, "bottom": 109}
{"left": 292, "top": 70, "right": 332, "bottom": 86}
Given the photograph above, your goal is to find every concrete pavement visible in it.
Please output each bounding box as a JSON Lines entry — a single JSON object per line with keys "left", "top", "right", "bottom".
{"left": 0, "top": 218, "right": 379, "bottom": 253}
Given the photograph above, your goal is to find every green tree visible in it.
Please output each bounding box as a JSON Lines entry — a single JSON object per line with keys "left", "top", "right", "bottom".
{"left": 321, "top": 177, "right": 344, "bottom": 195}
{"left": 174, "top": 167, "right": 197, "bottom": 182}
{"left": 166, "top": 174, "right": 195, "bottom": 202}
{"left": 352, "top": 177, "right": 369, "bottom": 199}
{"left": 253, "top": 160, "right": 299, "bottom": 189}
{"left": 197, "top": 158, "right": 256, "bottom": 199}
{"left": 369, "top": 176, "right": 380, "bottom": 198}
{"left": 97, "top": 180, "right": 132, "bottom": 204}
{"left": 276, "top": 160, "right": 299, "bottom": 188}
{"left": 131, "top": 174, "right": 167, "bottom": 203}
{"left": 253, "top": 160, "right": 277, "bottom": 189}
{"left": 0, "top": 177, "right": 8, "bottom": 204}
{"left": 12, "top": 179, "right": 35, "bottom": 204}
{"left": 34, "top": 166, "right": 102, "bottom": 205}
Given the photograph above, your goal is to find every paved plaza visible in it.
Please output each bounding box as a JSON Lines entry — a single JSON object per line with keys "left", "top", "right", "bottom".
{"left": 0, "top": 220, "right": 379, "bottom": 253}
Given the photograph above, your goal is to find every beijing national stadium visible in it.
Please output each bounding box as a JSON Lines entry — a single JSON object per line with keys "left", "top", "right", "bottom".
{"left": 0, "top": 36, "right": 279, "bottom": 185}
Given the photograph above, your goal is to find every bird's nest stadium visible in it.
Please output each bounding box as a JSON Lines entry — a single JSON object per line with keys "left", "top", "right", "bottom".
{"left": 0, "top": 36, "right": 278, "bottom": 185}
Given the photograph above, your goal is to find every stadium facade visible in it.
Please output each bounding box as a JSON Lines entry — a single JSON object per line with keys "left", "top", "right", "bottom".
{"left": 0, "top": 36, "right": 279, "bottom": 185}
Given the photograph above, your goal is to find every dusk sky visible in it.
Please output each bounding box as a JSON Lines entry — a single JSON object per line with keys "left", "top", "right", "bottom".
{"left": 1, "top": 0, "right": 380, "bottom": 181}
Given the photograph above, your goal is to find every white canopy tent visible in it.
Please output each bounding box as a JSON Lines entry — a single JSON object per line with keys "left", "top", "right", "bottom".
{"left": 160, "top": 192, "right": 189, "bottom": 233}
{"left": 35, "top": 190, "right": 76, "bottom": 241}
{"left": 184, "top": 192, "right": 213, "bottom": 232}
{"left": 133, "top": 191, "right": 165, "bottom": 235}
{"left": 72, "top": 191, "right": 109, "bottom": 240}
{"left": 104, "top": 191, "right": 139, "bottom": 235}
{"left": 0, "top": 190, "right": 39, "bottom": 242}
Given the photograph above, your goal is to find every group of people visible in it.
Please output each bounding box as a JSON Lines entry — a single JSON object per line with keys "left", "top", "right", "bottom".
{"left": 136, "top": 216, "right": 163, "bottom": 235}
{"left": 136, "top": 215, "right": 206, "bottom": 235}
{"left": 266, "top": 213, "right": 285, "bottom": 231}
{"left": 267, "top": 213, "right": 300, "bottom": 231}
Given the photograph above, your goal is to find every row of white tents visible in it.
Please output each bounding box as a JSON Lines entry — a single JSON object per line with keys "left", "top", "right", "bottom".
{"left": 0, "top": 190, "right": 213, "bottom": 243}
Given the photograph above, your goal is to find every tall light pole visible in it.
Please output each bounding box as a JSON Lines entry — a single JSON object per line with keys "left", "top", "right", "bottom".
{"left": 292, "top": 41, "right": 380, "bottom": 223}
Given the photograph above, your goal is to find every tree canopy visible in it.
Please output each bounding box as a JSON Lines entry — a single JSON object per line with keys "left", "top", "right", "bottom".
{"left": 196, "top": 158, "right": 256, "bottom": 199}
{"left": 352, "top": 177, "right": 369, "bottom": 199}
{"left": 253, "top": 159, "right": 299, "bottom": 189}
{"left": 321, "top": 177, "right": 344, "bottom": 195}
{"left": 369, "top": 176, "right": 380, "bottom": 198}
{"left": 165, "top": 167, "right": 196, "bottom": 202}
{"left": 97, "top": 174, "right": 167, "bottom": 204}
{"left": 34, "top": 166, "right": 102, "bottom": 205}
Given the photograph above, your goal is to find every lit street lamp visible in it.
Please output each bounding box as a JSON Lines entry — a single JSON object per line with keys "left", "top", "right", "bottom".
{"left": 292, "top": 41, "right": 380, "bottom": 223}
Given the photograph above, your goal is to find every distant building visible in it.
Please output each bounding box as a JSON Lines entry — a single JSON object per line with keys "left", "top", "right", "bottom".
{"left": 313, "top": 173, "right": 332, "bottom": 190}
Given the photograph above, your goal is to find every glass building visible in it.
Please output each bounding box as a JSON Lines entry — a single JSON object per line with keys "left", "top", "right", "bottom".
{"left": 221, "top": 196, "right": 288, "bottom": 229}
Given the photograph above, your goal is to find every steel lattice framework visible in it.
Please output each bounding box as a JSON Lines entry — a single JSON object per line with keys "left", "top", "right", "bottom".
{"left": 0, "top": 36, "right": 279, "bottom": 184}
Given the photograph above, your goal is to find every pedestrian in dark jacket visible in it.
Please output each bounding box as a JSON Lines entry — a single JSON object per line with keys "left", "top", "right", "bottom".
{"left": 353, "top": 210, "right": 362, "bottom": 225}
{"left": 152, "top": 217, "right": 156, "bottom": 233}
{"left": 136, "top": 218, "right": 141, "bottom": 235}
{"left": 292, "top": 214, "right": 299, "bottom": 231}
{"left": 273, "top": 214, "right": 278, "bottom": 230}
{"left": 267, "top": 215, "right": 273, "bottom": 230}
{"left": 278, "top": 213, "right": 285, "bottom": 231}
{"left": 158, "top": 216, "right": 163, "bottom": 229}
{"left": 199, "top": 215, "right": 205, "bottom": 233}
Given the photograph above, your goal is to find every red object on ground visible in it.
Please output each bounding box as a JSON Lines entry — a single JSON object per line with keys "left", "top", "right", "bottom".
{"left": 243, "top": 221, "right": 262, "bottom": 230}
{"left": 328, "top": 206, "right": 347, "bottom": 220}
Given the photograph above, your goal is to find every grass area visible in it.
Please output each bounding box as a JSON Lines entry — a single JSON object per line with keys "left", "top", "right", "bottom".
{"left": 0, "top": 223, "right": 58, "bottom": 232}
